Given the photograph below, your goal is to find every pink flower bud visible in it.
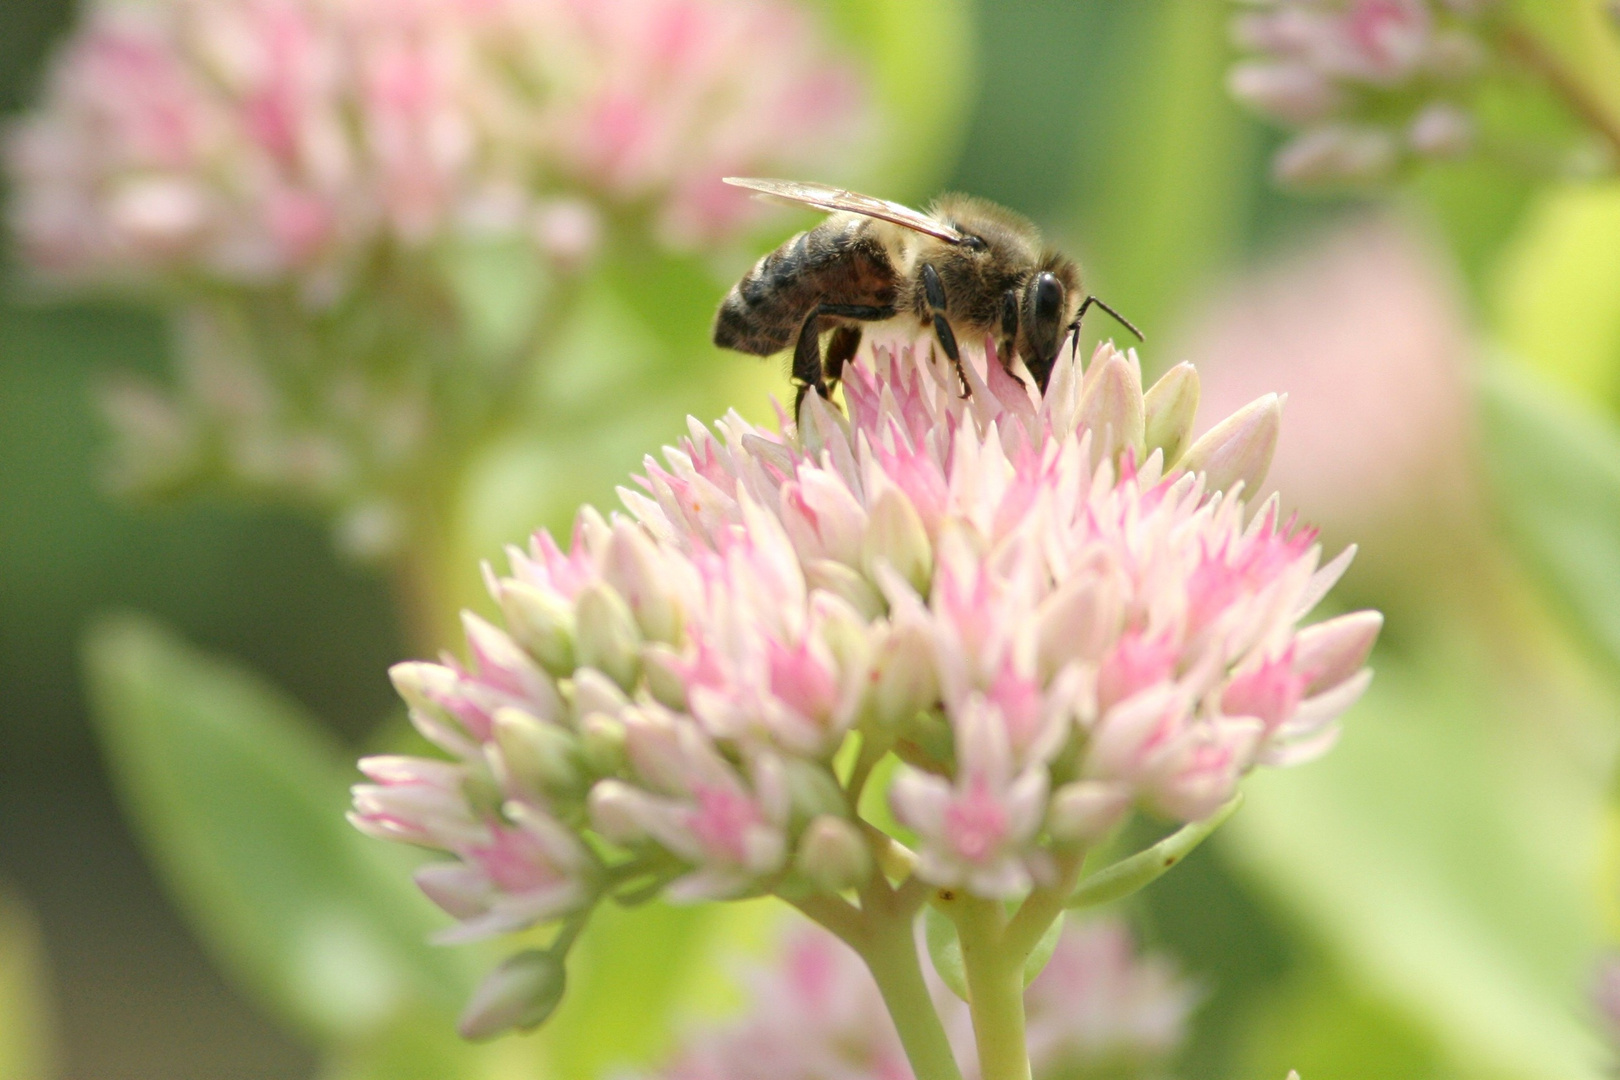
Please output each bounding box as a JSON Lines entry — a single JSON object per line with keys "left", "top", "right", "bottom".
{"left": 862, "top": 484, "right": 933, "bottom": 595}
{"left": 1407, "top": 101, "right": 1474, "bottom": 157}
{"left": 867, "top": 620, "right": 940, "bottom": 729}
{"left": 497, "top": 579, "right": 577, "bottom": 678}
{"left": 794, "top": 815, "right": 872, "bottom": 893}
{"left": 1273, "top": 125, "right": 1400, "bottom": 186}
{"left": 457, "top": 950, "right": 566, "bottom": 1041}
{"left": 1179, "top": 392, "right": 1283, "bottom": 494}
{"left": 1047, "top": 780, "right": 1132, "bottom": 843}
{"left": 1228, "top": 61, "right": 1348, "bottom": 124}
{"left": 1293, "top": 610, "right": 1384, "bottom": 694}
{"left": 603, "top": 520, "right": 684, "bottom": 646}
{"left": 573, "top": 581, "right": 642, "bottom": 689}
{"left": 1143, "top": 362, "right": 1202, "bottom": 466}
{"left": 1078, "top": 344, "right": 1146, "bottom": 466}
{"left": 493, "top": 707, "right": 584, "bottom": 798}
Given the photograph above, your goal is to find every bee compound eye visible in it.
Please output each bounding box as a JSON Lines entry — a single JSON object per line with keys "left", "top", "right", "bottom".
{"left": 1034, "top": 272, "right": 1063, "bottom": 322}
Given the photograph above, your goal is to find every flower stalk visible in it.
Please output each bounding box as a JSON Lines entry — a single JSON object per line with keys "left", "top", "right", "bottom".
{"left": 1496, "top": 21, "right": 1620, "bottom": 163}
{"left": 951, "top": 895, "right": 1030, "bottom": 1080}
{"left": 849, "top": 895, "right": 965, "bottom": 1080}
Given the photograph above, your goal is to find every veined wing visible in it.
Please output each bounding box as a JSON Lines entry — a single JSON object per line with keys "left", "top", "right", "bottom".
{"left": 723, "top": 177, "right": 966, "bottom": 244}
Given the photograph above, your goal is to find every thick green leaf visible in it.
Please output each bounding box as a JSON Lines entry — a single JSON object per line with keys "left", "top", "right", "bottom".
{"left": 1224, "top": 627, "right": 1612, "bottom": 1080}
{"left": 925, "top": 904, "right": 970, "bottom": 1002}
{"left": 1482, "top": 360, "right": 1620, "bottom": 678}
{"left": 0, "top": 891, "right": 55, "bottom": 1080}
{"left": 84, "top": 614, "right": 479, "bottom": 1045}
{"left": 1492, "top": 183, "right": 1620, "bottom": 407}
{"left": 1067, "top": 795, "right": 1242, "bottom": 911}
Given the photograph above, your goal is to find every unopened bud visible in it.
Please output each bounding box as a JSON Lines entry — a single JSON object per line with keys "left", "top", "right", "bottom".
{"left": 571, "top": 667, "right": 629, "bottom": 719}
{"left": 1293, "top": 610, "right": 1383, "bottom": 694}
{"left": 862, "top": 486, "right": 932, "bottom": 595}
{"left": 587, "top": 779, "right": 647, "bottom": 843}
{"left": 1274, "top": 125, "right": 1398, "bottom": 187}
{"left": 640, "top": 643, "right": 689, "bottom": 710}
{"left": 498, "top": 580, "right": 576, "bottom": 677}
{"left": 1047, "top": 780, "right": 1132, "bottom": 843}
{"left": 795, "top": 816, "right": 872, "bottom": 893}
{"left": 458, "top": 950, "right": 566, "bottom": 1041}
{"left": 1177, "top": 393, "right": 1282, "bottom": 495}
{"left": 603, "top": 522, "right": 683, "bottom": 645}
{"left": 1227, "top": 61, "right": 1345, "bottom": 125}
{"left": 804, "top": 558, "right": 885, "bottom": 620}
{"left": 783, "top": 760, "right": 848, "bottom": 822}
{"left": 1078, "top": 346, "right": 1145, "bottom": 466}
{"left": 574, "top": 582, "right": 641, "bottom": 689}
{"left": 494, "top": 707, "right": 583, "bottom": 795}
{"left": 1407, "top": 103, "right": 1473, "bottom": 159}
{"left": 388, "top": 661, "right": 457, "bottom": 718}
{"left": 867, "top": 623, "right": 939, "bottom": 728}
{"left": 580, "top": 713, "right": 628, "bottom": 775}
{"left": 1143, "top": 362, "right": 1201, "bottom": 466}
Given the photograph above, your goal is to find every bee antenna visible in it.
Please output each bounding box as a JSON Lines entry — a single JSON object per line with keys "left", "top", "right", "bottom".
{"left": 1069, "top": 295, "right": 1145, "bottom": 344}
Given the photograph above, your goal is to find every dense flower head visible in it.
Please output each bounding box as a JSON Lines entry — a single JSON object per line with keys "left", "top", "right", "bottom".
{"left": 636, "top": 917, "right": 1196, "bottom": 1080}
{"left": 352, "top": 338, "right": 1380, "bottom": 957}
{"left": 7, "top": 0, "right": 863, "bottom": 291}
{"left": 1228, "top": 0, "right": 1494, "bottom": 186}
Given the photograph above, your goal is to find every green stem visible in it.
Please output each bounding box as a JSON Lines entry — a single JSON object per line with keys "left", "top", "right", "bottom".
{"left": 1002, "top": 850, "right": 1084, "bottom": 962}
{"left": 1498, "top": 22, "right": 1620, "bottom": 163}
{"left": 953, "top": 897, "right": 1030, "bottom": 1080}
{"left": 789, "top": 894, "right": 963, "bottom": 1080}
{"left": 857, "top": 911, "right": 966, "bottom": 1080}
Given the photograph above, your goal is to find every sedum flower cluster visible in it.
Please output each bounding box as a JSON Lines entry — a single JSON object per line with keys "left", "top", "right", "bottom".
{"left": 7, "top": 0, "right": 863, "bottom": 556}
{"left": 351, "top": 339, "right": 1380, "bottom": 1037}
{"left": 1228, "top": 0, "right": 1495, "bottom": 187}
{"left": 8, "top": 0, "right": 861, "bottom": 289}
{"left": 640, "top": 917, "right": 1196, "bottom": 1080}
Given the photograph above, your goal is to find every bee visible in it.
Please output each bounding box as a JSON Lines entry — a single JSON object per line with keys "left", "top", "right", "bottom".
{"left": 712, "top": 177, "right": 1141, "bottom": 410}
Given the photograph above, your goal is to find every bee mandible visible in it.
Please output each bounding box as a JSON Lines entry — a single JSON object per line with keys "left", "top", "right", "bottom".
{"left": 711, "top": 178, "right": 1141, "bottom": 411}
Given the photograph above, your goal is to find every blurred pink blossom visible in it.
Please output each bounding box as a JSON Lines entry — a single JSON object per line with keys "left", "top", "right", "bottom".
{"left": 1228, "top": 0, "right": 1491, "bottom": 186}
{"left": 7, "top": 0, "right": 865, "bottom": 290}
{"left": 637, "top": 917, "right": 1196, "bottom": 1080}
{"left": 1171, "top": 216, "right": 1477, "bottom": 570}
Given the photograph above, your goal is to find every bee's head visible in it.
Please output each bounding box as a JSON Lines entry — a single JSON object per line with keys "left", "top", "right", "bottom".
{"left": 1015, "top": 257, "right": 1081, "bottom": 387}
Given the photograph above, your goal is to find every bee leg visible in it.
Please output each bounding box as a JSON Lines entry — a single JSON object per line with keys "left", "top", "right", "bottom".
{"left": 809, "top": 303, "right": 892, "bottom": 393}
{"left": 921, "top": 264, "right": 970, "bottom": 398}
{"left": 792, "top": 308, "right": 831, "bottom": 417}
{"left": 998, "top": 291, "right": 1026, "bottom": 390}
{"left": 932, "top": 314, "right": 968, "bottom": 398}
{"left": 1025, "top": 354, "right": 1055, "bottom": 395}
{"left": 823, "top": 325, "right": 863, "bottom": 394}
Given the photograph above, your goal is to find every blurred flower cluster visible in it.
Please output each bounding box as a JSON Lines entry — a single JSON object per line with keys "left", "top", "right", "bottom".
{"left": 8, "top": 0, "right": 861, "bottom": 289}
{"left": 350, "top": 338, "right": 1379, "bottom": 1034}
{"left": 639, "top": 917, "right": 1196, "bottom": 1080}
{"left": 7, "top": 0, "right": 864, "bottom": 557}
{"left": 1228, "top": 0, "right": 1495, "bottom": 186}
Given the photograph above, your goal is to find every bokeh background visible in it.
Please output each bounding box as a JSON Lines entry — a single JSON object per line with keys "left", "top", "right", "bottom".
{"left": 4, "top": 1, "right": 1620, "bottom": 1078}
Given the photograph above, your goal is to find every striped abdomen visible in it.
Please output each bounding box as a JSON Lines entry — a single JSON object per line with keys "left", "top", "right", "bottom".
{"left": 712, "top": 216, "right": 899, "bottom": 356}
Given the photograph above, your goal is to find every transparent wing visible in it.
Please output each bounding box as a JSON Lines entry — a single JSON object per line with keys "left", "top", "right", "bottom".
{"left": 723, "top": 177, "right": 966, "bottom": 244}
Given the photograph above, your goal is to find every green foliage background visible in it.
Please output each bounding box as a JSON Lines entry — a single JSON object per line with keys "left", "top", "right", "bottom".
{"left": 6, "top": 1, "right": 1620, "bottom": 1078}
